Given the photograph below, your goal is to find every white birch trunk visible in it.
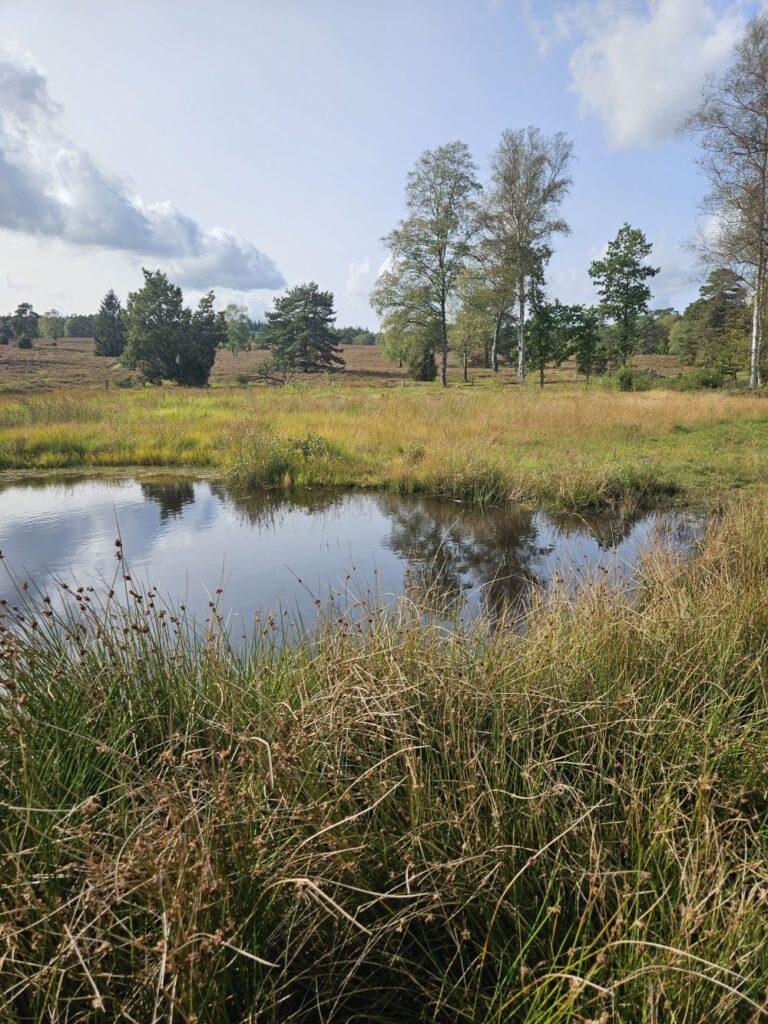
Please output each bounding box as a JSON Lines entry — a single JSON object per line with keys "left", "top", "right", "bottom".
{"left": 517, "top": 281, "right": 525, "bottom": 383}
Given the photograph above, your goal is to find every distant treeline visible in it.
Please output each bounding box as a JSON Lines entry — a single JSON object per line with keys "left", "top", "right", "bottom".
{"left": 0, "top": 304, "right": 379, "bottom": 351}
{"left": 0, "top": 307, "right": 97, "bottom": 345}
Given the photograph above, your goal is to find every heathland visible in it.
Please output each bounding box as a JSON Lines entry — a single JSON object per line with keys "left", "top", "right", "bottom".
{"left": 1, "top": 344, "right": 768, "bottom": 513}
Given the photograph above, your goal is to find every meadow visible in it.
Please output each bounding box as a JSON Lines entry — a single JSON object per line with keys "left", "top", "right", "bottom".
{"left": 1, "top": 497, "right": 767, "bottom": 1021}
{"left": 0, "top": 373, "right": 767, "bottom": 512}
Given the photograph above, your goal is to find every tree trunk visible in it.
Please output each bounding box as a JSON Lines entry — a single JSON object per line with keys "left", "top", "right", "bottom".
{"left": 463, "top": 350, "right": 468, "bottom": 382}
{"left": 440, "top": 305, "right": 448, "bottom": 387}
{"left": 492, "top": 316, "right": 500, "bottom": 373}
{"left": 539, "top": 359, "right": 545, "bottom": 388}
{"left": 750, "top": 278, "right": 761, "bottom": 388}
{"left": 517, "top": 280, "right": 525, "bottom": 383}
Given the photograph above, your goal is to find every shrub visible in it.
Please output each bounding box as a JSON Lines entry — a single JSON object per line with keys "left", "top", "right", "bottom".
{"left": 613, "top": 366, "right": 652, "bottom": 391}
{"left": 16, "top": 337, "right": 33, "bottom": 350}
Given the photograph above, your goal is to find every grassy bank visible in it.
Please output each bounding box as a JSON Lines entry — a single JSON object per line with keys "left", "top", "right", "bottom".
{"left": 1, "top": 500, "right": 767, "bottom": 1021}
{"left": 1, "top": 383, "right": 768, "bottom": 511}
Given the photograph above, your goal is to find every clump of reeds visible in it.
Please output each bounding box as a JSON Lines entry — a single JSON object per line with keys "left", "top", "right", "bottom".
{"left": 0, "top": 500, "right": 767, "bottom": 1022}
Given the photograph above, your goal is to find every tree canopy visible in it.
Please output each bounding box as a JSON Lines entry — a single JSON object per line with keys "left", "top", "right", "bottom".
{"left": 123, "top": 270, "right": 225, "bottom": 386}
{"left": 263, "top": 282, "right": 345, "bottom": 376}
{"left": 93, "top": 290, "right": 126, "bottom": 358}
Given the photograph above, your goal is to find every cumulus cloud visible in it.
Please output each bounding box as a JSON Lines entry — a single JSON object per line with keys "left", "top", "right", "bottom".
{"left": 0, "top": 49, "right": 284, "bottom": 291}
{"left": 345, "top": 255, "right": 392, "bottom": 303}
{"left": 346, "top": 257, "right": 373, "bottom": 300}
{"left": 524, "top": 0, "right": 746, "bottom": 150}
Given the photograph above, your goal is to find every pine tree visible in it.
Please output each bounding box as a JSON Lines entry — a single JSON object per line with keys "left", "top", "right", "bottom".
{"left": 589, "top": 225, "right": 659, "bottom": 366}
{"left": 264, "top": 283, "right": 345, "bottom": 373}
{"left": 93, "top": 290, "right": 126, "bottom": 357}
{"left": 11, "top": 303, "right": 38, "bottom": 346}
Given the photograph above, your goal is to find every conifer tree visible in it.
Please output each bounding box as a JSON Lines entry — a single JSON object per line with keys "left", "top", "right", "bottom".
{"left": 178, "top": 291, "right": 227, "bottom": 386}
{"left": 93, "top": 290, "right": 126, "bottom": 357}
{"left": 264, "top": 282, "right": 345, "bottom": 374}
{"left": 124, "top": 270, "right": 187, "bottom": 383}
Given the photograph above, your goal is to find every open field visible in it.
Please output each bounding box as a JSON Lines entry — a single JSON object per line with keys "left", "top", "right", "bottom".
{"left": 0, "top": 337, "right": 687, "bottom": 393}
{"left": 0, "top": 382, "right": 767, "bottom": 511}
{"left": 1, "top": 498, "right": 767, "bottom": 1021}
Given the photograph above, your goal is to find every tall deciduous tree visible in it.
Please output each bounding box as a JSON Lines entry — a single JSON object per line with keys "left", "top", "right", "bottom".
{"left": 685, "top": 13, "right": 768, "bottom": 387}
{"left": 372, "top": 141, "right": 480, "bottom": 387}
{"left": 223, "top": 303, "right": 252, "bottom": 357}
{"left": 93, "top": 290, "right": 126, "bottom": 357}
{"left": 264, "top": 282, "right": 345, "bottom": 374}
{"left": 39, "top": 309, "right": 64, "bottom": 342}
{"left": 487, "top": 127, "right": 573, "bottom": 382}
{"left": 589, "top": 224, "right": 659, "bottom": 367}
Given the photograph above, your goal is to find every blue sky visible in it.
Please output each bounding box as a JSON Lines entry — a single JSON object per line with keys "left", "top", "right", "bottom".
{"left": 0, "top": 0, "right": 764, "bottom": 327}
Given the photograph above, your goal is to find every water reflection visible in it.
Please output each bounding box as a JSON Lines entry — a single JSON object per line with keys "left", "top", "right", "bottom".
{"left": 0, "top": 477, "right": 702, "bottom": 633}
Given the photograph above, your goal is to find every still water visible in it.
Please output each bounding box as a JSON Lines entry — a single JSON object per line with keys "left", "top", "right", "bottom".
{"left": 0, "top": 477, "right": 702, "bottom": 633}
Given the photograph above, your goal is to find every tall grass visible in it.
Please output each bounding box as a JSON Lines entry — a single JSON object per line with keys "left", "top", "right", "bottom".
{"left": 2, "top": 384, "right": 765, "bottom": 510}
{"left": 1, "top": 500, "right": 767, "bottom": 1021}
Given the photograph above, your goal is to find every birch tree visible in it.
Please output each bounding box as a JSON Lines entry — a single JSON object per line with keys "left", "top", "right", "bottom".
{"left": 685, "top": 13, "right": 768, "bottom": 387}
{"left": 373, "top": 141, "right": 479, "bottom": 387}
{"left": 486, "top": 128, "right": 573, "bottom": 382}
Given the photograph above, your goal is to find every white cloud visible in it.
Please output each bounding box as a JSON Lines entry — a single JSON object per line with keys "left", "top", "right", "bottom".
{"left": 346, "top": 257, "right": 373, "bottom": 300}
{"left": 0, "top": 49, "right": 284, "bottom": 291}
{"left": 525, "top": 0, "right": 746, "bottom": 150}
{"left": 345, "top": 255, "right": 391, "bottom": 303}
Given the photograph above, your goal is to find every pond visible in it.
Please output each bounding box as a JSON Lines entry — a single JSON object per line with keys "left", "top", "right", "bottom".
{"left": 0, "top": 477, "right": 702, "bottom": 636}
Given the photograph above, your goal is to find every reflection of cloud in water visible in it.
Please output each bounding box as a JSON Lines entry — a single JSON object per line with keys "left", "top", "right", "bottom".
{"left": 0, "top": 477, "right": 703, "bottom": 634}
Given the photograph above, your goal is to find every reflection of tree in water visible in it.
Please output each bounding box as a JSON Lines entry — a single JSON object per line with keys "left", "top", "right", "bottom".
{"left": 210, "top": 484, "right": 347, "bottom": 530}
{"left": 140, "top": 481, "right": 196, "bottom": 521}
{"left": 375, "top": 495, "right": 543, "bottom": 621}
{"left": 551, "top": 509, "right": 645, "bottom": 549}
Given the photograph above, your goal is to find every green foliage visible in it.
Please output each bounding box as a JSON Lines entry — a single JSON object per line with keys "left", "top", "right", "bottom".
{"left": 636, "top": 307, "right": 679, "bottom": 354}
{"left": 379, "top": 304, "right": 438, "bottom": 381}
{"left": 93, "top": 289, "right": 126, "bottom": 357}
{"left": 38, "top": 309, "right": 64, "bottom": 341}
{"left": 337, "top": 325, "right": 380, "bottom": 346}
{"left": 123, "top": 270, "right": 187, "bottom": 383}
{"left": 123, "top": 270, "right": 224, "bottom": 386}
{"left": 670, "top": 269, "right": 751, "bottom": 378}
{"left": 525, "top": 298, "right": 573, "bottom": 385}
{"left": 223, "top": 303, "right": 252, "bottom": 356}
{"left": 11, "top": 302, "right": 38, "bottom": 345}
{"left": 613, "top": 366, "right": 654, "bottom": 392}
{"left": 178, "top": 291, "right": 227, "bottom": 386}
{"left": 264, "top": 282, "right": 345, "bottom": 375}
{"left": 63, "top": 313, "right": 96, "bottom": 337}
{"left": 571, "top": 305, "right": 603, "bottom": 380}
{"left": 372, "top": 140, "right": 480, "bottom": 386}
{"left": 589, "top": 224, "right": 659, "bottom": 366}
{"left": 405, "top": 326, "right": 438, "bottom": 381}
{"left": 450, "top": 298, "right": 492, "bottom": 379}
